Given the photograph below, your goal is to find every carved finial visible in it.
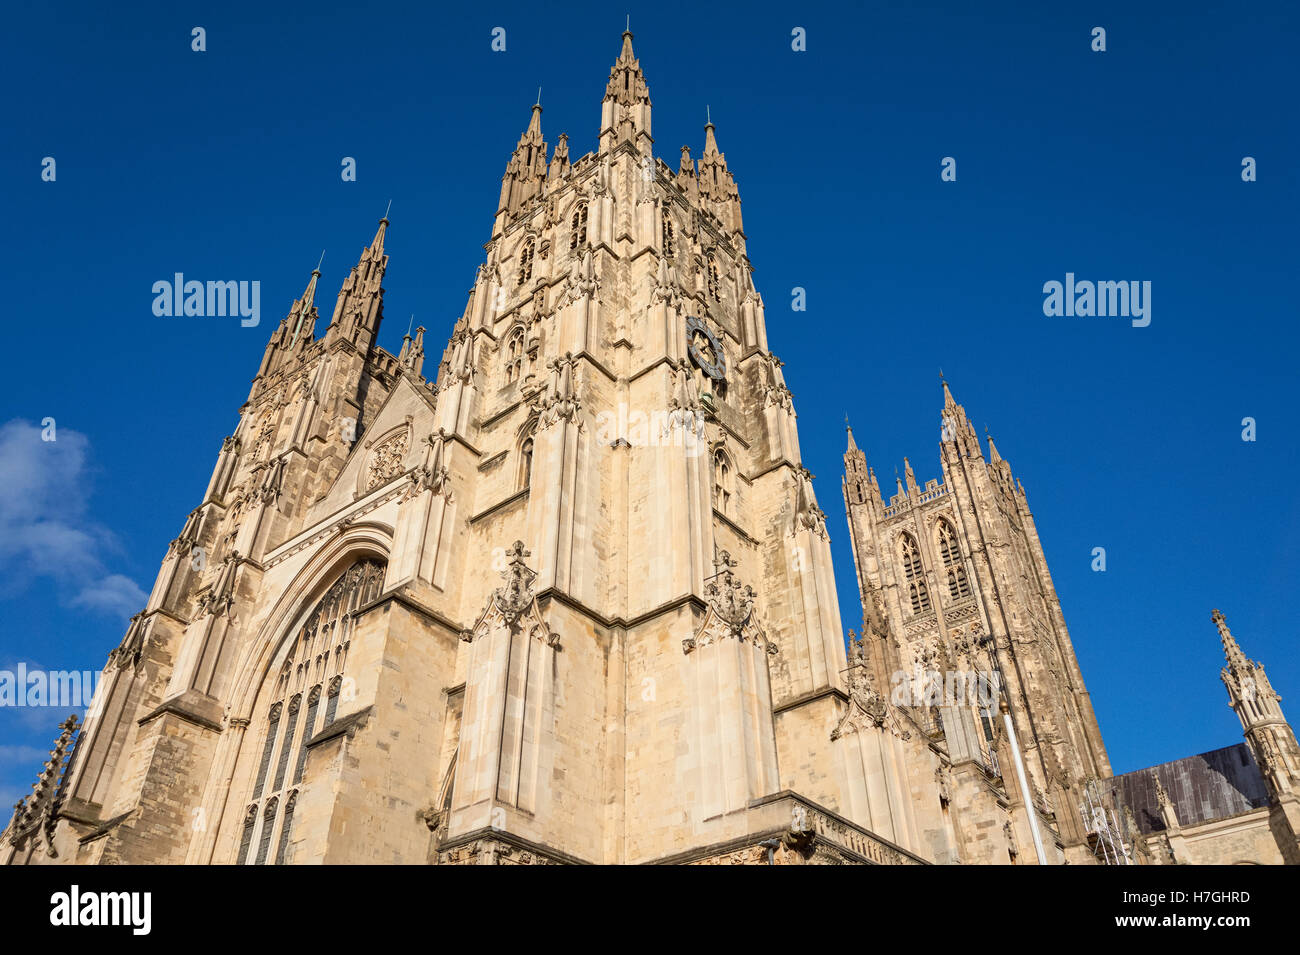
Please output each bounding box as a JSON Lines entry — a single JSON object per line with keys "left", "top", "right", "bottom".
{"left": 1153, "top": 774, "right": 1172, "bottom": 810}
{"left": 1213, "top": 607, "right": 1250, "bottom": 671}
{"left": 494, "top": 541, "right": 538, "bottom": 626}
{"left": 712, "top": 548, "right": 738, "bottom": 577}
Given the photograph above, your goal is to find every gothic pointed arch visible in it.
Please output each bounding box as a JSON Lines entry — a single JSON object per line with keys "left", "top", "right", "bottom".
{"left": 570, "top": 201, "right": 589, "bottom": 251}
{"left": 711, "top": 445, "right": 735, "bottom": 516}
{"left": 517, "top": 237, "right": 535, "bottom": 286}
{"left": 232, "top": 554, "right": 386, "bottom": 863}
{"left": 899, "top": 532, "right": 931, "bottom": 614}
{"left": 935, "top": 517, "right": 970, "bottom": 600}
{"left": 517, "top": 415, "right": 538, "bottom": 490}
{"left": 503, "top": 324, "right": 527, "bottom": 385}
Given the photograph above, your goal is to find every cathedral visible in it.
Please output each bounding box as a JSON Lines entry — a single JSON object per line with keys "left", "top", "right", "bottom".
{"left": 5, "top": 31, "right": 1298, "bottom": 866}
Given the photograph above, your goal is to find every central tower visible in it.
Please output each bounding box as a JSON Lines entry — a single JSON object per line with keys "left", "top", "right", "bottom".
{"left": 429, "top": 28, "right": 862, "bottom": 861}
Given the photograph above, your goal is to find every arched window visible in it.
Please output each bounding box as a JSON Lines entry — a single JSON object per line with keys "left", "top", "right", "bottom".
{"left": 662, "top": 207, "right": 675, "bottom": 257}
{"left": 937, "top": 520, "right": 970, "bottom": 600}
{"left": 519, "top": 425, "right": 536, "bottom": 490}
{"left": 706, "top": 251, "right": 721, "bottom": 302}
{"left": 900, "top": 534, "right": 931, "bottom": 614}
{"left": 517, "top": 239, "right": 534, "bottom": 286}
{"left": 570, "top": 203, "right": 588, "bottom": 251}
{"left": 712, "top": 448, "right": 734, "bottom": 515}
{"left": 238, "top": 556, "right": 386, "bottom": 863}
{"left": 274, "top": 791, "right": 297, "bottom": 865}
{"left": 237, "top": 804, "right": 257, "bottom": 865}
{"left": 504, "top": 327, "right": 525, "bottom": 385}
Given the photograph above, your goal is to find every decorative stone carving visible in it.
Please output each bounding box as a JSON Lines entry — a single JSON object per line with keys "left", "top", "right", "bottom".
{"left": 366, "top": 429, "right": 410, "bottom": 491}
{"left": 198, "top": 550, "right": 241, "bottom": 617}
{"left": 404, "top": 429, "right": 452, "bottom": 502}
{"left": 108, "top": 612, "right": 150, "bottom": 671}
{"left": 667, "top": 358, "right": 701, "bottom": 416}
{"left": 441, "top": 327, "right": 476, "bottom": 392}
{"left": 169, "top": 507, "right": 203, "bottom": 555}
{"left": 8, "top": 714, "right": 79, "bottom": 854}
{"left": 781, "top": 803, "right": 816, "bottom": 851}
{"left": 259, "top": 454, "right": 287, "bottom": 504}
{"left": 791, "top": 467, "right": 827, "bottom": 540}
{"left": 683, "top": 551, "right": 775, "bottom": 655}
{"left": 532, "top": 353, "right": 580, "bottom": 429}
{"left": 560, "top": 249, "right": 600, "bottom": 306}
{"left": 496, "top": 541, "right": 538, "bottom": 626}
{"left": 463, "top": 541, "right": 560, "bottom": 648}
{"left": 833, "top": 634, "right": 909, "bottom": 741}
{"left": 650, "top": 255, "right": 682, "bottom": 308}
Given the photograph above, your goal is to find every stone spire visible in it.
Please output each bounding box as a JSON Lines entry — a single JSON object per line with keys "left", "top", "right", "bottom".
{"left": 842, "top": 420, "right": 880, "bottom": 511}
{"left": 291, "top": 261, "right": 321, "bottom": 348}
{"left": 903, "top": 456, "right": 919, "bottom": 497}
{"left": 676, "top": 145, "right": 698, "bottom": 201}
{"left": 398, "top": 320, "right": 426, "bottom": 378}
{"left": 497, "top": 103, "right": 549, "bottom": 226}
{"left": 1213, "top": 607, "right": 1251, "bottom": 675}
{"left": 937, "top": 375, "right": 981, "bottom": 459}
{"left": 1212, "top": 609, "right": 1300, "bottom": 834}
{"left": 549, "top": 132, "right": 570, "bottom": 181}
{"left": 599, "top": 29, "right": 652, "bottom": 153}
{"left": 985, "top": 429, "right": 1016, "bottom": 489}
{"left": 326, "top": 213, "right": 389, "bottom": 354}
{"left": 696, "top": 116, "right": 743, "bottom": 234}
{"left": 257, "top": 259, "right": 323, "bottom": 379}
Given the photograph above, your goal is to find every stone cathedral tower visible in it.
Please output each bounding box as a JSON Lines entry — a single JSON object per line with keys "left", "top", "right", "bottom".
{"left": 5, "top": 32, "right": 975, "bottom": 866}
{"left": 1212, "top": 610, "right": 1300, "bottom": 863}
{"left": 842, "top": 380, "right": 1115, "bottom": 863}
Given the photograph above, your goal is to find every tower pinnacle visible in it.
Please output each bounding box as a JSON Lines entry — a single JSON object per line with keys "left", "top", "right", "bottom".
{"left": 1213, "top": 608, "right": 1251, "bottom": 673}
{"left": 696, "top": 115, "right": 742, "bottom": 233}
{"left": 496, "top": 102, "right": 549, "bottom": 230}
{"left": 289, "top": 259, "right": 321, "bottom": 348}
{"left": 599, "top": 28, "right": 652, "bottom": 153}
{"left": 325, "top": 214, "right": 389, "bottom": 352}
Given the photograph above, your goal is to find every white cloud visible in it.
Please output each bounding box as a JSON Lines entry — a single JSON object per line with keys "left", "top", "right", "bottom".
{"left": 73, "top": 574, "right": 148, "bottom": 618}
{"left": 0, "top": 745, "right": 49, "bottom": 766}
{"left": 0, "top": 419, "right": 145, "bottom": 620}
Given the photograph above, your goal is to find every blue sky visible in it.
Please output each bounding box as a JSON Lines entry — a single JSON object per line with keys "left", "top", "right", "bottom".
{"left": 1, "top": 1, "right": 1296, "bottom": 808}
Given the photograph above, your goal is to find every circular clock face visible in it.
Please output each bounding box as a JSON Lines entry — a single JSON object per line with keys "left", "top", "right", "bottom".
{"left": 686, "top": 316, "right": 726, "bottom": 381}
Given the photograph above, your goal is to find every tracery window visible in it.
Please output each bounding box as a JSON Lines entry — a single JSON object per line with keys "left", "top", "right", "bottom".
{"left": 517, "top": 239, "right": 534, "bottom": 286}
{"left": 517, "top": 433, "right": 533, "bottom": 493}
{"left": 570, "top": 203, "right": 588, "bottom": 251}
{"left": 706, "top": 251, "right": 721, "bottom": 302}
{"left": 712, "top": 448, "right": 734, "bottom": 515}
{"left": 900, "top": 533, "right": 931, "bottom": 614}
{"left": 937, "top": 520, "right": 971, "bottom": 600}
{"left": 504, "top": 327, "right": 526, "bottom": 385}
{"left": 237, "top": 557, "right": 386, "bottom": 864}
